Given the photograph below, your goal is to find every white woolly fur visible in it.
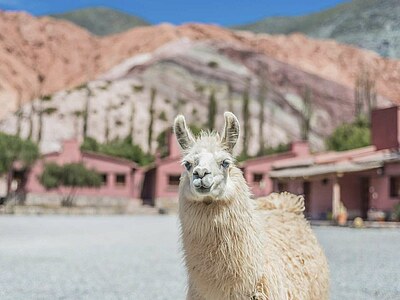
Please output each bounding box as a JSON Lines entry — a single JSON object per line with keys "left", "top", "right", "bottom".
{"left": 174, "top": 113, "right": 329, "bottom": 300}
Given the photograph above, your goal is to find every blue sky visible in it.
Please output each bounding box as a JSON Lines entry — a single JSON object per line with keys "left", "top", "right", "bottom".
{"left": 0, "top": 0, "right": 348, "bottom": 26}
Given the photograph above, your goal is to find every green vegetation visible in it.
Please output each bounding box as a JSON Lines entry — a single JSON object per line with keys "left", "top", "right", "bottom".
{"left": 43, "top": 107, "right": 58, "bottom": 115}
{"left": 158, "top": 111, "right": 167, "bottom": 122}
{"left": 81, "top": 137, "right": 153, "bottom": 166}
{"left": 207, "top": 88, "right": 217, "bottom": 130}
{"left": 51, "top": 7, "right": 150, "bottom": 36}
{"left": 326, "top": 117, "right": 371, "bottom": 151}
{"left": 82, "top": 85, "right": 93, "bottom": 138}
{"left": 354, "top": 68, "right": 377, "bottom": 120}
{"left": 257, "top": 71, "right": 268, "bottom": 155}
{"left": 0, "top": 133, "right": 39, "bottom": 175}
{"left": 241, "top": 80, "right": 251, "bottom": 158}
{"left": 227, "top": 83, "right": 234, "bottom": 113}
{"left": 207, "top": 61, "right": 219, "bottom": 69}
{"left": 148, "top": 88, "right": 156, "bottom": 153}
{"left": 301, "top": 86, "right": 313, "bottom": 141}
{"left": 39, "top": 163, "right": 101, "bottom": 206}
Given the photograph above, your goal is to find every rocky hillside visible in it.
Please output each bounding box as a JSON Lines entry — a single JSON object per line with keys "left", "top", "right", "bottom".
{"left": 0, "top": 10, "right": 399, "bottom": 155}
{"left": 0, "top": 39, "right": 392, "bottom": 155}
{"left": 235, "top": 0, "right": 400, "bottom": 59}
{"left": 51, "top": 7, "right": 150, "bottom": 36}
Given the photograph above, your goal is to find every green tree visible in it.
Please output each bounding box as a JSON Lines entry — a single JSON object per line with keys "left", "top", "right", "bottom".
{"left": 15, "top": 85, "right": 23, "bottom": 138}
{"left": 326, "top": 117, "right": 370, "bottom": 151}
{"left": 354, "top": 68, "right": 377, "bottom": 120}
{"left": 227, "top": 83, "right": 234, "bottom": 113}
{"left": 301, "top": 86, "right": 313, "bottom": 141}
{"left": 80, "top": 136, "right": 99, "bottom": 152}
{"left": 0, "top": 133, "right": 39, "bottom": 176}
{"left": 82, "top": 85, "right": 92, "bottom": 138}
{"left": 241, "top": 79, "right": 251, "bottom": 158}
{"left": 257, "top": 75, "right": 268, "bottom": 155}
{"left": 39, "top": 163, "right": 101, "bottom": 206}
{"left": 80, "top": 137, "right": 154, "bottom": 166}
{"left": 207, "top": 87, "right": 217, "bottom": 130}
{"left": 148, "top": 87, "right": 156, "bottom": 153}
{"left": 27, "top": 102, "right": 35, "bottom": 140}
{"left": 156, "top": 129, "right": 169, "bottom": 158}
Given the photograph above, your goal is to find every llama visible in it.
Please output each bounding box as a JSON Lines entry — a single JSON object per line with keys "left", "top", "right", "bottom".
{"left": 174, "top": 112, "right": 329, "bottom": 300}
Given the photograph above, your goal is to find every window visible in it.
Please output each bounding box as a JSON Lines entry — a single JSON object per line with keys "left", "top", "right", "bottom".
{"left": 277, "top": 182, "right": 288, "bottom": 192}
{"left": 253, "top": 173, "right": 264, "bottom": 183}
{"left": 116, "top": 174, "right": 126, "bottom": 186}
{"left": 321, "top": 178, "right": 329, "bottom": 185}
{"left": 101, "top": 174, "right": 108, "bottom": 186}
{"left": 390, "top": 177, "right": 400, "bottom": 198}
{"left": 168, "top": 175, "right": 181, "bottom": 186}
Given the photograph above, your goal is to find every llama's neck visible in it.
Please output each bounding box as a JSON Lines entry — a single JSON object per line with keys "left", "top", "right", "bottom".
{"left": 179, "top": 171, "right": 265, "bottom": 299}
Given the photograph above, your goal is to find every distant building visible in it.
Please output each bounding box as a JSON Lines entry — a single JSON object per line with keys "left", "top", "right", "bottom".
{"left": 5, "top": 107, "right": 400, "bottom": 220}
{"left": 12, "top": 140, "right": 142, "bottom": 205}
{"left": 242, "top": 141, "right": 311, "bottom": 198}
{"left": 268, "top": 106, "right": 400, "bottom": 220}
{"left": 141, "top": 131, "right": 183, "bottom": 209}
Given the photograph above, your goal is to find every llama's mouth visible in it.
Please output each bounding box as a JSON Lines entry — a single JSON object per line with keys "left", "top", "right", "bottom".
{"left": 195, "top": 185, "right": 212, "bottom": 194}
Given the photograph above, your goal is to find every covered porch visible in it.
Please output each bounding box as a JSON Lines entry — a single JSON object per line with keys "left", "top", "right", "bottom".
{"left": 270, "top": 161, "right": 383, "bottom": 220}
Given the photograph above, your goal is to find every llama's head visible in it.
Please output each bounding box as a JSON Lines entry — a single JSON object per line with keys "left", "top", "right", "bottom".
{"left": 174, "top": 112, "right": 240, "bottom": 201}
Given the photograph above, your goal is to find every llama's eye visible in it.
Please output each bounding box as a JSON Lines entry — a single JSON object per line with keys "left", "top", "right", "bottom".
{"left": 221, "top": 160, "right": 230, "bottom": 169}
{"left": 184, "top": 161, "right": 192, "bottom": 171}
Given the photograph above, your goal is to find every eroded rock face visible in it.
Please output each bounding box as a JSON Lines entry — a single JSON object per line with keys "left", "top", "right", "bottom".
{"left": 0, "top": 40, "right": 392, "bottom": 155}
{"left": 0, "top": 11, "right": 398, "bottom": 154}
{"left": 0, "top": 11, "right": 399, "bottom": 122}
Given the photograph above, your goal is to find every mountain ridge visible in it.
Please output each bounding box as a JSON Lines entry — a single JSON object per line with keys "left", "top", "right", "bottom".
{"left": 51, "top": 6, "right": 150, "bottom": 36}
{"left": 234, "top": 0, "right": 400, "bottom": 59}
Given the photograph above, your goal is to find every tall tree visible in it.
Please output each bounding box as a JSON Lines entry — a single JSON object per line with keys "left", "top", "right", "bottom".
{"left": 13, "top": 82, "right": 23, "bottom": 138}
{"left": 227, "top": 83, "right": 234, "bottom": 113}
{"left": 207, "top": 87, "right": 217, "bottom": 130}
{"left": 257, "top": 73, "right": 268, "bottom": 155}
{"left": 128, "top": 98, "right": 136, "bottom": 143}
{"left": 37, "top": 98, "right": 43, "bottom": 143}
{"left": 241, "top": 79, "right": 251, "bottom": 158}
{"left": 27, "top": 101, "right": 35, "bottom": 141}
{"left": 104, "top": 105, "right": 111, "bottom": 143}
{"left": 301, "top": 86, "right": 313, "bottom": 141}
{"left": 82, "top": 85, "right": 92, "bottom": 139}
{"left": 148, "top": 87, "right": 156, "bottom": 153}
{"left": 354, "top": 68, "right": 377, "bottom": 120}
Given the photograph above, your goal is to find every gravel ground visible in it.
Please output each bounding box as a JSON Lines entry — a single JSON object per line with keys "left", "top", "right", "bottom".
{"left": 0, "top": 215, "right": 399, "bottom": 300}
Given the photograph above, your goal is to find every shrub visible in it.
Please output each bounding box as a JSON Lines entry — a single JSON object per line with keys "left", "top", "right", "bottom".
{"left": 0, "top": 133, "right": 39, "bottom": 175}
{"left": 39, "top": 163, "right": 101, "bottom": 206}
{"left": 80, "top": 137, "right": 154, "bottom": 166}
{"left": 326, "top": 117, "right": 370, "bottom": 151}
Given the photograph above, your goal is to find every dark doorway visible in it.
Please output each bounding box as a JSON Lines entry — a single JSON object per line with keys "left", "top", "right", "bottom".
{"left": 141, "top": 168, "right": 156, "bottom": 206}
{"left": 303, "top": 181, "right": 311, "bottom": 217}
{"left": 360, "top": 177, "right": 370, "bottom": 219}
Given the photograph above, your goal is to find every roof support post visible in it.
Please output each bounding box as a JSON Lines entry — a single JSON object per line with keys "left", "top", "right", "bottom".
{"left": 332, "top": 176, "right": 341, "bottom": 220}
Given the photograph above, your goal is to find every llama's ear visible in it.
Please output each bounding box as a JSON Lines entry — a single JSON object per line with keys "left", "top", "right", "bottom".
{"left": 221, "top": 112, "right": 240, "bottom": 153}
{"left": 174, "top": 115, "right": 195, "bottom": 150}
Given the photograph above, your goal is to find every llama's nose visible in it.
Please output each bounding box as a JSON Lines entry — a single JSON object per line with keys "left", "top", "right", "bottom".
{"left": 193, "top": 167, "right": 211, "bottom": 179}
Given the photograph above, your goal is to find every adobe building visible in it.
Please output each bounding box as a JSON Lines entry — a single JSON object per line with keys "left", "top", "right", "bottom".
{"left": 268, "top": 106, "right": 400, "bottom": 220}
{"left": 141, "top": 131, "right": 183, "bottom": 209}
{"left": 11, "top": 140, "right": 142, "bottom": 206}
